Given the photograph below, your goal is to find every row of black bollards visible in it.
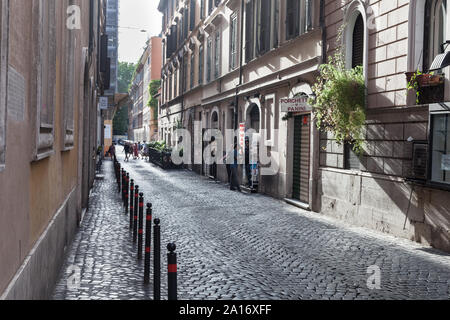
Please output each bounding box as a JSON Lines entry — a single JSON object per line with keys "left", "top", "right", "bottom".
{"left": 113, "top": 157, "right": 177, "bottom": 301}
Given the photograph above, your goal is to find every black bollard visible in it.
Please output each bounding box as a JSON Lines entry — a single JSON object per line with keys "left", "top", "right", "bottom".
{"left": 153, "top": 218, "right": 161, "bottom": 301}
{"left": 167, "top": 243, "right": 177, "bottom": 301}
{"left": 117, "top": 164, "right": 121, "bottom": 192}
{"left": 125, "top": 173, "right": 130, "bottom": 213}
{"left": 133, "top": 186, "right": 139, "bottom": 243}
{"left": 115, "top": 162, "right": 118, "bottom": 185}
{"left": 123, "top": 171, "right": 128, "bottom": 206}
{"left": 138, "top": 193, "right": 144, "bottom": 260}
{"left": 144, "top": 203, "right": 152, "bottom": 284}
{"left": 129, "top": 180, "right": 134, "bottom": 223}
{"left": 121, "top": 169, "right": 125, "bottom": 203}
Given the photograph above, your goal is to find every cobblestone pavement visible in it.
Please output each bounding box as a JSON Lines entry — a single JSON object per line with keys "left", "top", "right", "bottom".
{"left": 52, "top": 154, "right": 450, "bottom": 300}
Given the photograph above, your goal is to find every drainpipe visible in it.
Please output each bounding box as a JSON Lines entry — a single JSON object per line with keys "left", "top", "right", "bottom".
{"left": 320, "top": 0, "right": 326, "bottom": 64}
{"left": 310, "top": 0, "right": 326, "bottom": 213}
{"left": 234, "top": 0, "right": 245, "bottom": 133}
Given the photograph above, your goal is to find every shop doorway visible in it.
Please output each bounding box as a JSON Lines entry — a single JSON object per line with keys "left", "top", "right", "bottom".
{"left": 292, "top": 114, "right": 311, "bottom": 203}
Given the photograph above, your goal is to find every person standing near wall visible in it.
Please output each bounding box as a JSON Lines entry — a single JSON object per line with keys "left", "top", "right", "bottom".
{"left": 229, "top": 143, "right": 241, "bottom": 192}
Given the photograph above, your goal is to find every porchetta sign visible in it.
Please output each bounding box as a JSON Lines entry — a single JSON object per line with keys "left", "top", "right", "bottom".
{"left": 280, "top": 97, "right": 312, "bottom": 113}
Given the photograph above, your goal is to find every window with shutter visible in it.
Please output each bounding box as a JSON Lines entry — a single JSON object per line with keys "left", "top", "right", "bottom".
{"left": 184, "top": 7, "right": 189, "bottom": 39}
{"left": 424, "top": 0, "right": 447, "bottom": 71}
{"left": 245, "top": 0, "right": 254, "bottom": 62}
{"left": 305, "top": 0, "right": 313, "bottom": 31}
{"left": 286, "top": 0, "right": 300, "bottom": 40}
{"left": 207, "top": 37, "right": 212, "bottom": 82}
{"left": 35, "top": 0, "right": 57, "bottom": 160}
{"left": 208, "top": 0, "right": 213, "bottom": 15}
{"left": 190, "top": 0, "right": 196, "bottom": 31}
{"left": 230, "top": 13, "right": 238, "bottom": 70}
{"left": 63, "top": 0, "right": 76, "bottom": 150}
{"left": 169, "top": 73, "right": 172, "bottom": 100}
{"left": 214, "top": 31, "right": 221, "bottom": 79}
{"left": 352, "top": 14, "right": 364, "bottom": 68}
{"left": 183, "top": 55, "right": 188, "bottom": 92}
{"left": 201, "top": 0, "right": 205, "bottom": 19}
{"left": 190, "top": 52, "right": 195, "bottom": 89}
{"left": 199, "top": 44, "right": 204, "bottom": 84}
{"left": 258, "top": 0, "right": 271, "bottom": 55}
{"left": 272, "top": 0, "right": 279, "bottom": 49}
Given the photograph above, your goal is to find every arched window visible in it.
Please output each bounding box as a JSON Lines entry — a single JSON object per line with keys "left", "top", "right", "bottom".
{"left": 424, "top": 0, "right": 447, "bottom": 71}
{"left": 352, "top": 14, "right": 364, "bottom": 68}
{"left": 343, "top": 6, "right": 366, "bottom": 170}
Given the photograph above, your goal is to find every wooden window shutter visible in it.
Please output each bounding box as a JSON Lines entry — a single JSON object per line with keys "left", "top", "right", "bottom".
{"left": 190, "top": 0, "right": 196, "bottom": 31}
{"left": 352, "top": 14, "right": 364, "bottom": 68}
{"left": 259, "top": 0, "right": 271, "bottom": 54}
{"left": 245, "top": 0, "right": 254, "bottom": 62}
{"left": 286, "top": 0, "right": 300, "bottom": 40}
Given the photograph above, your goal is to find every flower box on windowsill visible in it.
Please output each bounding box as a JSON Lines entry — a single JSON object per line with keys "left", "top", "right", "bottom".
{"left": 405, "top": 72, "right": 444, "bottom": 87}
{"left": 406, "top": 72, "right": 445, "bottom": 104}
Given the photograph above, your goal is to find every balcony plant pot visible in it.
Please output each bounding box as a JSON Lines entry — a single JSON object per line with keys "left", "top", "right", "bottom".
{"left": 406, "top": 72, "right": 445, "bottom": 104}
{"left": 405, "top": 72, "right": 444, "bottom": 87}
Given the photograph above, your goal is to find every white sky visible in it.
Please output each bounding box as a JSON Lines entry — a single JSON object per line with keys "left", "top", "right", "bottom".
{"left": 118, "top": 0, "right": 162, "bottom": 64}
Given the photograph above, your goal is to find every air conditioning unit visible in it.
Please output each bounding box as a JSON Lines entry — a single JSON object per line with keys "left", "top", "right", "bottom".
{"left": 412, "top": 142, "right": 428, "bottom": 180}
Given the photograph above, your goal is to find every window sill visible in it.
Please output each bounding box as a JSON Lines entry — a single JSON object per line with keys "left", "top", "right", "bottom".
{"left": 244, "top": 29, "right": 320, "bottom": 66}
{"left": 61, "top": 146, "right": 75, "bottom": 153}
{"left": 405, "top": 178, "right": 450, "bottom": 192}
{"left": 33, "top": 150, "right": 55, "bottom": 162}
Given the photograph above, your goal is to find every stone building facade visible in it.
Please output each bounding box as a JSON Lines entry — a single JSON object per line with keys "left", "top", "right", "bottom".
{"left": 156, "top": 0, "right": 450, "bottom": 253}
{"left": 0, "top": 0, "right": 108, "bottom": 299}
{"left": 318, "top": 0, "right": 450, "bottom": 252}
{"left": 158, "top": 0, "right": 323, "bottom": 207}
{"left": 129, "top": 37, "right": 162, "bottom": 143}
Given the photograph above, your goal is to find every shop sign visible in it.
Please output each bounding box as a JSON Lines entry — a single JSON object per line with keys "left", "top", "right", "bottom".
{"left": 280, "top": 97, "right": 312, "bottom": 113}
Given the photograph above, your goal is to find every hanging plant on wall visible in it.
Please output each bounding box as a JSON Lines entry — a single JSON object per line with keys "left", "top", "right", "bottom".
{"left": 309, "top": 52, "right": 366, "bottom": 155}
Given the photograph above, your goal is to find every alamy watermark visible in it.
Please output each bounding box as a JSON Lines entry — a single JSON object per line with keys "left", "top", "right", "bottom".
{"left": 366, "top": 265, "right": 381, "bottom": 290}
{"left": 167, "top": 125, "right": 280, "bottom": 176}
{"left": 66, "top": 265, "right": 81, "bottom": 291}
{"left": 66, "top": 5, "right": 81, "bottom": 30}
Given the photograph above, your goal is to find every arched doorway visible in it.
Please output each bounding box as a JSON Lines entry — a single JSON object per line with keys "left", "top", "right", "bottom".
{"left": 244, "top": 103, "right": 261, "bottom": 190}
{"left": 211, "top": 111, "right": 219, "bottom": 130}
{"left": 247, "top": 103, "right": 260, "bottom": 133}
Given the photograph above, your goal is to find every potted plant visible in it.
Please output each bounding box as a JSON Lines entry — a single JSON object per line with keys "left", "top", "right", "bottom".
{"left": 406, "top": 70, "right": 445, "bottom": 104}
{"left": 309, "top": 52, "right": 366, "bottom": 155}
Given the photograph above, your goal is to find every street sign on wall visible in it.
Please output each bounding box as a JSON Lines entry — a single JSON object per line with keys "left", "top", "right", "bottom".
{"left": 280, "top": 97, "right": 312, "bottom": 113}
{"left": 99, "top": 96, "right": 109, "bottom": 110}
{"left": 104, "top": 124, "right": 112, "bottom": 139}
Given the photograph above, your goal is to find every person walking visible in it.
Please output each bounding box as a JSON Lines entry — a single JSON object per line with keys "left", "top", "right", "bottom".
{"left": 229, "top": 143, "right": 241, "bottom": 192}
{"left": 124, "top": 143, "right": 130, "bottom": 162}
{"left": 245, "top": 137, "right": 252, "bottom": 187}
{"left": 224, "top": 151, "right": 231, "bottom": 184}
{"left": 133, "top": 143, "right": 139, "bottom": 160}
{"left": 108, "top": 143, "right": 116, "bottom": 161}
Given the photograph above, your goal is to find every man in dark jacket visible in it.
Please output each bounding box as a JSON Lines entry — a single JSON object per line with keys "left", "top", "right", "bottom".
{"left": 124, "top": 143, "right": 130, "bottom": 162}
{"left": 229, "top": 143, "right": 241, "bottom": 192}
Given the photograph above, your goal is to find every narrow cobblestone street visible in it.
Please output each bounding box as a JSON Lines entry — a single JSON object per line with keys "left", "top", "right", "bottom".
{"left": 52, "top": 154, "right": 450, "bottom": 300}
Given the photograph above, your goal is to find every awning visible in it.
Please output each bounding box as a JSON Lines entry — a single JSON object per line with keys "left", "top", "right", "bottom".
{"left": 429, "top": 51, "right": 450, "bottom": 71}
